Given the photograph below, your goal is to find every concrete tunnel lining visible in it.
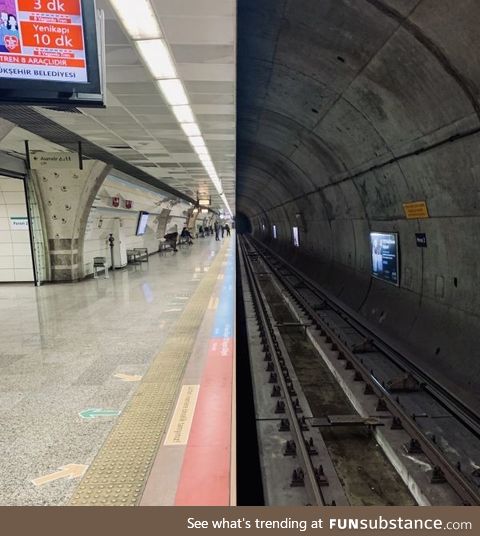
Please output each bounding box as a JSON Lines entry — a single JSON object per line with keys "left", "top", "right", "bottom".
{"left": 237, "top": 0, "right": 480, "bottom": 410}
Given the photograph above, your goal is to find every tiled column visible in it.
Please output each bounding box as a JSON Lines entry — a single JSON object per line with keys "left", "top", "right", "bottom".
{"left": 32, "top": 160, "right": 111, "bottom": 282}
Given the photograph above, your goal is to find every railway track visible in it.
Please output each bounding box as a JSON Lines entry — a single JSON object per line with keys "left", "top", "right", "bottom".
{"left": 239, "top": 236, "right": 334, "bottom": 505}
{"left": 239, "top": 235, "right": 480, "bottom": 506}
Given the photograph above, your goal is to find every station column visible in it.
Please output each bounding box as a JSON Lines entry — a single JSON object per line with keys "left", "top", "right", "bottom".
{"left": 30, "top": 160, "right": 111, "bottom": 282}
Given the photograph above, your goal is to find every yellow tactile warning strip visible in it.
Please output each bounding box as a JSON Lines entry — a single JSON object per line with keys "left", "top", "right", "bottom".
{"left": 69, "top": 243, "right": 229, "bottom": 506}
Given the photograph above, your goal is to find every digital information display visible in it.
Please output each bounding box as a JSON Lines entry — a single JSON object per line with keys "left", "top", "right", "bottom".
{"left": 370, "top": 232, "right": 400, "bottom": 286}
{"left": 0, "top": 0, "right": 88, "bottom": 81}
{"left": 136, "top": 211, "right": 149, "bottom": 236}
{"left": 0, "top": 0, "right": 103, "bottom": 105}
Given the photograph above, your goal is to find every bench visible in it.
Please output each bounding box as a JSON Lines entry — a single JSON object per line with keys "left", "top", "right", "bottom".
{"left": 159, "top": 240, "right": 172, "bottom": 256}
{"left": 178, "top": 237, "right": 190, "bottom": 249}
{"left": 127, "top": 250, "right": 140, "bottom": 264}
{"left": 93, "top": 257, "right": 108, "bottom": 279}
{"left": 133, "top": 248, "right": 149, "bottom": 262}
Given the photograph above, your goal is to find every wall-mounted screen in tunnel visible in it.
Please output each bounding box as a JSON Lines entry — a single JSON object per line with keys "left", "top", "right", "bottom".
{"left": 136, "top": 211, "right": 150, "bottom": 236}
{"left": 292, "top": 226, "right": 300, "bottom": 247}
{"left": 272, "top": 225, "right": 277, "bottom": 239}
{"left": 370, "top": 232, "right": 399, "bottom": 286}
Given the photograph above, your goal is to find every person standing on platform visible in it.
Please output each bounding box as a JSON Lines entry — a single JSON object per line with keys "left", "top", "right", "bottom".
{"left": 214, "top": 221, "right": 220, "bottom": 241}
{"left": 225, "top": 224, "right": 231, "bottom": 236}
{"left": 221, "top": 224, "right": 225, "bottom": 239}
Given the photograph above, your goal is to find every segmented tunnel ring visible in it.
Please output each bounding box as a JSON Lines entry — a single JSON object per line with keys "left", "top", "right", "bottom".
{"left": 69, "top": 243, "right": 230, "bottom": 506}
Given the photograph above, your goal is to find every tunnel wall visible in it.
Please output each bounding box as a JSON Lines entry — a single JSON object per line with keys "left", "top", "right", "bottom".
{"left": 237, "top": 0, "right": 480, "bottom": 405}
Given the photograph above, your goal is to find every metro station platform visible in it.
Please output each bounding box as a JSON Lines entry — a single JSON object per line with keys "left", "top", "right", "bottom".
{"left": 0, "top": 235, "right": 235, "bottom": 506}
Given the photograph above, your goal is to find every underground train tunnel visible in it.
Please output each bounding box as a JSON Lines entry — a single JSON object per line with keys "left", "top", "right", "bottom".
{"left": 235, "top": 0, "right": 480, "bottom": 506}
{"left": 237, "top": 0, "right": 480, "bottom": 410}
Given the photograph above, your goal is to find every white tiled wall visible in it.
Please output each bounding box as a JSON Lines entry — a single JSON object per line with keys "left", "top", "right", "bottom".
{"left": 0, "top": 177, "right": 34, "bottom": 282}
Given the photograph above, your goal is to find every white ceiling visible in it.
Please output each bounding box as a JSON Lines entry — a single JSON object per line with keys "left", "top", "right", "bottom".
{"left": 36, "top": 0, "right": 237, "bottom": 213}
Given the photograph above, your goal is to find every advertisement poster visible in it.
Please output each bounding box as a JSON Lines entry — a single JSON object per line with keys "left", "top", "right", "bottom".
{"left": 292, "top": 226, "right": 300, "bottom": 247}
{"left": 0, "top": 0, "right": 89, "bottom": 83}
{"left": 370, "top": 232, "right": 399, "bottom": 285}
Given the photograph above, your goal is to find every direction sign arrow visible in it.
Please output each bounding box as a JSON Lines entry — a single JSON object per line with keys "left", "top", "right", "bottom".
{"left": 113, "top": 373, "right": 142, "bottom": 382}
{"left": 79, "top": 408, "right": 121, "bottom": 420}
{"left": 32, "top": 464, "right": 88, "bottom": 487}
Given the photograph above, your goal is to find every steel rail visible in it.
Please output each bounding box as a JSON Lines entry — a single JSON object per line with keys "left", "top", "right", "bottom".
{"left": 246, "top": 236, "right": 480, "bottom": 506}
{"left": 252, "top": 237, "right": 480, "bottom": 439}
{"left": 238, "top": 238, "right": 327, "bottom": 506}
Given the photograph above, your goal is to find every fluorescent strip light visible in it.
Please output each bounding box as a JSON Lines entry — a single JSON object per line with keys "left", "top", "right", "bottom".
{"left": 194, "top": 146, "right": 209, "bottom": 156}
{"left": 158, "top": 79, "right": 188, "bottom": 106}
{"left": 136, "top": 39, "right": 176, "bottom": 79}
{"left": 109, "top": 0, "right": 161, "bottom": 39}
{"left": 188, "top": 136, "right": 206, "bottom": 147}
{"left": 171, "top": 105, "right": 195, "bottom": 123}
{"left": 181, "top": 123, "right": 201, "bottom": 137}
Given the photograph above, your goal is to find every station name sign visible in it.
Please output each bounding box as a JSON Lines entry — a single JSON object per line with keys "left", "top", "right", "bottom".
{"left": 0, "top": 0, "right": 104, "bottom": 106}
{"left": 30, "top": 151, "right": 78, "bottom": 169}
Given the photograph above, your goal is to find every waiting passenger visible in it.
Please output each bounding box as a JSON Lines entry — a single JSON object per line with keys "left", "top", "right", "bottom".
{"left": 164, "top": 231, "right": 178, "bottom": 252}
{"left": 225, "top": 224, "right": 231, "bottom": 236}
{"left": 181, "top": 227, "right": 194, "bottom": 245}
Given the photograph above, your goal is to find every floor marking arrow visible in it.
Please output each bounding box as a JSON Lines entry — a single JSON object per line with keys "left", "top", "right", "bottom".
{"left": 79, "top": 408, "right": 121, "bottom": 420}
{"left": 32, "top": 464, "right": 88, "bottom": 487}
{"left": 114, "top": 373, "right": 142, "bottom": 382}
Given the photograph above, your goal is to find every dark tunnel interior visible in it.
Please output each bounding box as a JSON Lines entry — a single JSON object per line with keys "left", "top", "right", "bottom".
{"left": 235, "top": 212, "right": 253, "bottom": 234}
{"left": 237, "top": 0, "right": 480, "bottom": 410}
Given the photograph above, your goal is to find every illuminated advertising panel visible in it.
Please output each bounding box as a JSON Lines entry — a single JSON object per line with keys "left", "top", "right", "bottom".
{"left": 136, "top": 211, "right": 149, "bottom": 236}
{"left": 370, "top": 232, "right": 400, "bottom": 286}
{"left": 292, "top": 226, "right": 299, "bottom": 247}
{"left": 0, "top": 0, "right": 103, "bottom": 105}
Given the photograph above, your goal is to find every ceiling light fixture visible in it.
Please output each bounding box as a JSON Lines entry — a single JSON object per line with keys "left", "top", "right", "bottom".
{"left": 181, "top": 123, "right": 201, "bottom": 137}
{"left": 194, "top": 146, "right": 209, "bottom": 156}
{"left": 109, "top": 0, "right": 232, "bottom": 216}
{"left": 171, "top": 105, "right": 195, "bottom": 123}
{"left": 188, "top": 136, "right": 206, "bottom": 148}
{"left": 157, "top": 79, "right": 189, "bottom": 106}
{"left": 109, "top": 0, "right": 161, "bottom": 39}
{"left": 135, "top": 39, "right": 177, "bottom": 79}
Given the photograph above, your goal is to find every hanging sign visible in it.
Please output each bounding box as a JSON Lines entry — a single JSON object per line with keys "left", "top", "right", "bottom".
{"left": 30, "top": 151, "right": 78, "bottom": 169}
